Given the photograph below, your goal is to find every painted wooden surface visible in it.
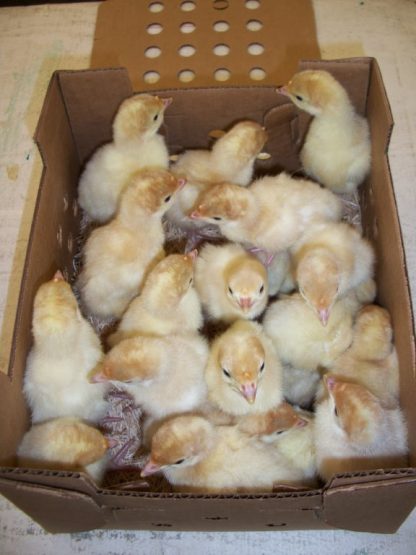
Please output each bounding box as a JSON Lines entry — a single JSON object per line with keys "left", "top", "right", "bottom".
{"left": 0, "top": 0, "right": 415, "bottom": 551}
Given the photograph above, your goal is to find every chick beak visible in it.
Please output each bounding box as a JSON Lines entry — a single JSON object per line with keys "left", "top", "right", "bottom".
{"left": 88, "top": 365, "right": 109, "bottom": 384}
{"left": 177, "top": 177, "right": 187, "bottom": 190}
{"left": 241, "top": 382, "right": 257, "bottom": 404}
{"left": 162, "top": 97, "right": 173, "bottom": 109}
{"left": 318, "top": 307, "right": 330, "bottom": 327}
{"left": 190, "top": 210, "right": 202, "bottom": 220}
{"left": 238, "top": 297, "right": 253, "bottom": 311}
{"left": 53, "top": 270, "right": 65, "bottom": 282}
{"left": 141, "top": 459, "right": 162, "bottom": 477}
{"left": 276, "top": 85, "right": 289, "bottom": 96}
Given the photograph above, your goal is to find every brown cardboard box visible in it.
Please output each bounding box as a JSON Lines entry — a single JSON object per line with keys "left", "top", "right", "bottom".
{"left": 0, "top": 56, "right": 415, "bottom": 534}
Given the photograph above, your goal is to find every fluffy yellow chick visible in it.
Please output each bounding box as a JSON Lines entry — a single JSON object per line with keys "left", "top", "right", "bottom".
{"left": 78, "top": 168, "right": 185, "bottom": 319}
{"left": 314, "top": 375, "right": 408, "bottom": 482}
{"left": 263, "top": 292, "right": 359, "bottom": 372}
{"left": 17, "top": 417, "right": 109, "bottom": 484}
{"left": 205, "top": 320, "right": 283, "bottom": 415}
{"left": 167, "top": 121, "right": 267, "bottom": 229}
{"left": 194, "top": 243, "right": 268, "bottom": 323}
{"left": 190, "top": 173, "right": 342, "bottom": 253}
{"left": 23, "top": 271, "right": 108, "bottom": 424}
{"left": 78, "top": 94, "right": 171, "bottom": 223}
{"left": 238, "top": 403, "right": 317, "bottom": 485}
{"left": 90, "top": 333, "right": 209, "bottom": 421}
{"left": 108, "top": 251, "right": 202, "bottom": 346}
{"left": 281, "top": 69, "right": 371, "bottom": 194}
{"left": 141, "top": 415, "right": 304, "bottom": 493}
{"left": 319, "top": 305, "right": 399, "bottom": 408}
{"left": 291, "top": 221, "right": 375, "bottom": 326}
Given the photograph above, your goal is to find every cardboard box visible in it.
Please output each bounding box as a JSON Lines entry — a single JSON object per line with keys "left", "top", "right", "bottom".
{"left": 0, "top": 57, "right": 415, "bottom": 534}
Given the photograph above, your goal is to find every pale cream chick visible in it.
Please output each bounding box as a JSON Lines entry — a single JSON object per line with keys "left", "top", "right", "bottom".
{"left": 90, "top": 333, "right": 209, "bottom": 421}
{"left": 281, "top": 70, "right": 371, "bottom": 194}
{"left": 190, "top": 173, "right": 342, "bottom": 253}
{"left": 78, "top": 94, "right": 171, "bottom": 223}
{"left": 238, "top": 403, "right": 317, "bottom": 485}
{"left": 23, "top": 272, "right": 108, "bottom": 424}
{"left": 108, "top": 251, "right": 202, "bottom": 346}
{"left": 78, "top": 169, "right": 185, "bottom": 319}
{"left": 141, "top": 415, "right": 304, "bottom": 493}
{"left": 263, "top": 292, "right": 359, "bottom": 372}
{"left": 281, "top": 365, "right": 321, "bottom": 408}
{"left": 17, "top": 417, "right": 109, "bottom": 484}
{"left": 291, "top": 221, "right": 375, "bottom": 325}
{"left": 205, "top": 320, "right": 283, "bottom": 415}
{"left": 194, "top": 243, "right": 268, "bottom": 323}
{"left": 167, "top": 121, "right": 267, "bottom": 228}
{"left": 319, "top": 305, "right": 399, "bottom": 408}
{"left": 314, "top": 375, "right": 408, "bottom": 482}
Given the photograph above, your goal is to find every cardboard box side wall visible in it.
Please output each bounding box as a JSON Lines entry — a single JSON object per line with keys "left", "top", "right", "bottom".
{"left": 0, "top": 58, "right": 416, "bottom": 534}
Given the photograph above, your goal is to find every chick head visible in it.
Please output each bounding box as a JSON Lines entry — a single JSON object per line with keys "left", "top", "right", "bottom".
{"left": 239, "top": 402, "right": 308, "bottom": 441}
{"left": 281, "top": 70, "right": 349, "bottom": 116}
{"left": 89, "top": 337, "right": 162, "bottom": 384}
{"left": 143, "top": 251, "right": 197, "bottom": 311}
{"left": 120, "top": 168, "right": 185, "bottom": 217}
{"left": 352, "top": 305, "right": 393, "bottom": 360}
{"left": 141, "top": 415, "right": 215, "bottom": 477}
{"left": 297, "top": 250, "right": 340, "bottom": 326}
{"left": 190, "top": 182, "right": 250, "bottom": 224}
{"left": 216, "top": 322, "right": 267, "bottom": 405}
{"left": 324, "top": 374, "right": 383, "bottom": 445}
{"left": 225, "top": 254, "right": 268, "bottom": 317}
{"left": 33, "top": 271, "right": 81, "bottom": 342}
{"left": 215, "top": 121, "right": 268, "bottom": 162}
{"left": 51, "top": 419, "right": 109, "bottom": 467}
{"left": 113, "top": 93, "right": 171, "bottom": 142}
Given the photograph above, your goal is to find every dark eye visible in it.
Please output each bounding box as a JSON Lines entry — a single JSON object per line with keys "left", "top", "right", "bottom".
{"left": 259, "top": 284, "right": 264, "bottom": 294}
{"left": 295, "top": 95, "right": 303, "bottom": 101}
{"left": 228, "top": 286, "right": 233, "bottom": 295}
{"left": 164, "top": 195, "right": 172, "bottom": 203}
{"left": 334, "top": 406, "right": 338, "bottom": 417}
{"left": 213, "top": 216, "right": 222, "bottom": 221}
{"left": 259, "top": 361, "right": 265, "bottom": 372}
{"left": 189, "top": 278, "right": 193, "bottom": 285}
{"left": 274, "top": 430, "right": 284, "bottom": 435}
{"left": 174, "top": 458, "right": 185, "bottom": 465}
{"left": 153, "top": 113, "right": 159, "bottom": 121}
{"left": 222, "top": 368, "right": 231, "bottom": 378}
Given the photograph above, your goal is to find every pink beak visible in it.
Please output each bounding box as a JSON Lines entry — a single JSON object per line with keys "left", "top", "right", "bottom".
{"left": 277, "top": 85, "right": 289, "bottom": 96}
{"left": 177, "top": 177, "right": 187, "bottom": 190}
{"left": 239, "top": 297, "right": 253, "bottom": 311}
{"left": 53, "top": 270, "right": 64, "bottom": 282}
{"left": 89, "top": 371, "right": 109, "bottom": 384}
{"left": 162, "top": 97, "right": 173, "bottom": 109}
{"left": 186, "top": 249, "right": 198, "bottom": 261}
{"left": 241, "top": 382, "right": 257, "bottom": 404}
{"left": 141, "top": 459, "right": 162, "bottom": 477}
{"left": 190, "top": 210, "right": 202, "bottom": 219}
{"left": 318, "top": 308, "right": 330, "bottom": 327}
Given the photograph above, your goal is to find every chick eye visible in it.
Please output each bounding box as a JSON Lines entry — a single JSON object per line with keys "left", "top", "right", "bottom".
{"left": 259, "top": 284, "right": 264, "bottom": 294}
{"left": 189, "top": 278, "right": 193, "bottom": 285}
{"left": 153, "top": 113, "right": 159, "bottom": 121}
{"left": 295, "top": 95, "right": 303, "bottom": 102}
{"left": 228, "top": 286, "right": 233, "bottom": 295}
{"left": 164, "top": 195, "right": 172, "bottom": 203}
{"left": 334, "top": 406, "right": 338, "bottom": 417}
{"left": 222, "top": 368, "right": 231, "bottom": 378}
{"left": 174, "top": 458, "right": 185, "bottom": 465}
{"left": 259, "top": 361, "right": 265, "bottom": 372}
{"left": 213, "top": 216, "right": 222, "bottom": 221}
{"left": 274, "top": 430, "right": 284, "bottom": 435}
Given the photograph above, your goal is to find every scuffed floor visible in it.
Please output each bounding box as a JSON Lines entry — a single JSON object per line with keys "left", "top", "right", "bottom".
{"left": 1, "top": 0, "right": 416, "bottom": 552}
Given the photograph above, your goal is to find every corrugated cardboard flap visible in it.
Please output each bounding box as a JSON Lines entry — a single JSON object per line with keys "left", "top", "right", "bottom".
{"left": 323, "top": 470, "right": 416, "bottom": 533}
